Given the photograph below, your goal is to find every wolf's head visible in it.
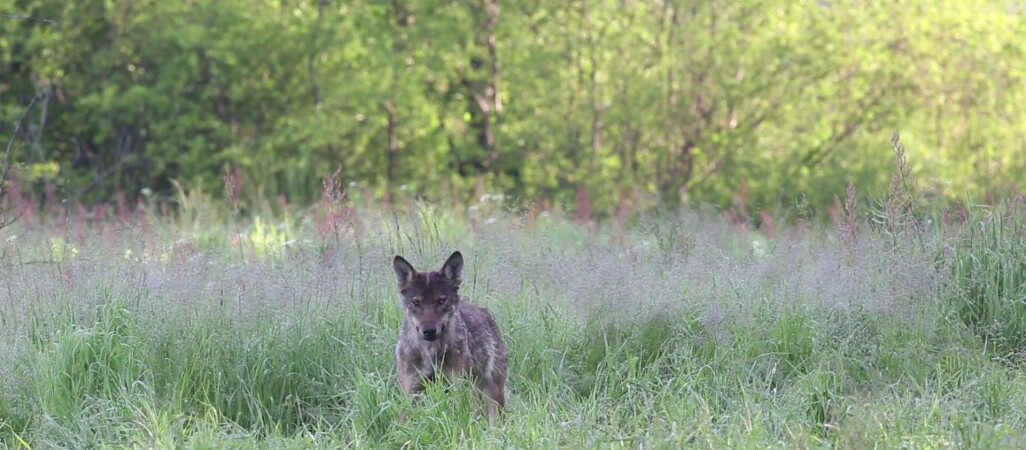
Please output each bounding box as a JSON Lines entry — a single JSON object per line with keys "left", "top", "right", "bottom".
{"left": 393, "top": 251, "right": 463, "bottom": 342}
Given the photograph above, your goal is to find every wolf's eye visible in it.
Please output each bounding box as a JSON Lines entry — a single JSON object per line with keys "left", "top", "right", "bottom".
{"left": 437, "top": 297, "right": 447, "bottom": 304}
{"left": 411, "top": 297, "right": 422, "bottom": 306}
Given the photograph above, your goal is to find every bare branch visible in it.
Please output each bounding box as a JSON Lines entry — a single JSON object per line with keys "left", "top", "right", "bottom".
{"left": 1, "top": 94, "right": 39, "bottom": 229}
{"left": 0, "top": 13, "right": 63, "bottom": 24}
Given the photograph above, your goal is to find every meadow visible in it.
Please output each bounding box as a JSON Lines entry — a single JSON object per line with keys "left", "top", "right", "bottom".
{"left": 2, "top": 182, "right": 1026, "bottom": 449}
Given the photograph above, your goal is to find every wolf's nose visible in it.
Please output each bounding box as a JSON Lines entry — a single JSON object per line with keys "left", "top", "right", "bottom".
{"left": 422, "top": 325, "right": 438, "bottom": 341}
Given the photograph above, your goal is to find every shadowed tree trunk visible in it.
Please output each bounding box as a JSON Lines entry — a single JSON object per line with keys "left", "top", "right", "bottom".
{"left": 383, "top": 101, "right": 398, "bottom": 205}
{"left": 457, "top": 0, "right": 501, "bottom": 175}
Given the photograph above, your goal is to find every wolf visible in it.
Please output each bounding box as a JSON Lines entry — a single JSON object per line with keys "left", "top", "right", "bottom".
{"left": 392, "top": 251, "right": 508, "bottom": 421}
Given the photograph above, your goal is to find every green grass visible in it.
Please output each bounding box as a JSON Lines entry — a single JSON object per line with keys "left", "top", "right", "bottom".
{"left": 946, "top": 203, "right": 1026, "bottom": 356}
{"left": 2, "top": 201, "right": 1026, "bottom": 449}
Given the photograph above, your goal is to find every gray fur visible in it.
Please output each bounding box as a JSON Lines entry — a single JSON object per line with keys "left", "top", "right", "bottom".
{"left": 393, "top": 251, "right": 509, "bottom": 422}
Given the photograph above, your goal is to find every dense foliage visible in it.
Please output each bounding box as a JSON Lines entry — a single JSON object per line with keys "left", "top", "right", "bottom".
{"left": 3, "top": 0, "right": 1025, "bottom": 215}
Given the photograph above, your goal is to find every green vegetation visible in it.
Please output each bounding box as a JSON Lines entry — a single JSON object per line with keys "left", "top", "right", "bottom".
{"left": 947, "top": 203, "right": 1026, "bottom": 356}
{"left": 4, "top": 0, "right": 1026, "bottom": 447}
{"left": 2, "top": 183, "right": 1026, "bottom": 448}
{"left": 3, "top": 0, "right": 1026, "bottom": 215}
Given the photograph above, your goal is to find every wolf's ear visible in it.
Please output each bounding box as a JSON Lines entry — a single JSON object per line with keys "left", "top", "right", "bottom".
{"left": 440, "top": 251, "right": 463, "bottom": 284}
{"left": 393, "top": 256, "right": 416, "bottom": 289}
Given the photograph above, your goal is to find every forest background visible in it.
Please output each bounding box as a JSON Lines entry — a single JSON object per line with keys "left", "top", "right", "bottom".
{"left": 3, "top": 0, "right": 1025, "bottom": 221}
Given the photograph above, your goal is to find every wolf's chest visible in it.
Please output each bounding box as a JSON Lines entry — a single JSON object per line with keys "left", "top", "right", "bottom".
{"left": 418, "top": 344, "right": 465, "bottom": 377}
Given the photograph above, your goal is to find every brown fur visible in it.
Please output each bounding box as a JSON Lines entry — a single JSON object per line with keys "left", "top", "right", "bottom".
{"left": 392, "top": 251, "right": 509, "bottom": 422}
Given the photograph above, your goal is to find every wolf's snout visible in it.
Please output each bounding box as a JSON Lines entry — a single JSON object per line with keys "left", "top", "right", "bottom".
{"left": 422, "top": 325, "right": 438, "bottom": 341}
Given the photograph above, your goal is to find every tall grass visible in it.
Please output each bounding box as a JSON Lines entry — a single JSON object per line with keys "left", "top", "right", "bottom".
{"left": 2, "top": 189, "right": 1026, "bottom": 448}
{"left": 946, "top": 199, "right": 1026, "bottom": 357}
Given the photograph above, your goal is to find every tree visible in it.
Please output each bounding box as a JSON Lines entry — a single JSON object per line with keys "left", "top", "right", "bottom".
{"left": 2, "top": 0, "right": 1025, "bottom": 218}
